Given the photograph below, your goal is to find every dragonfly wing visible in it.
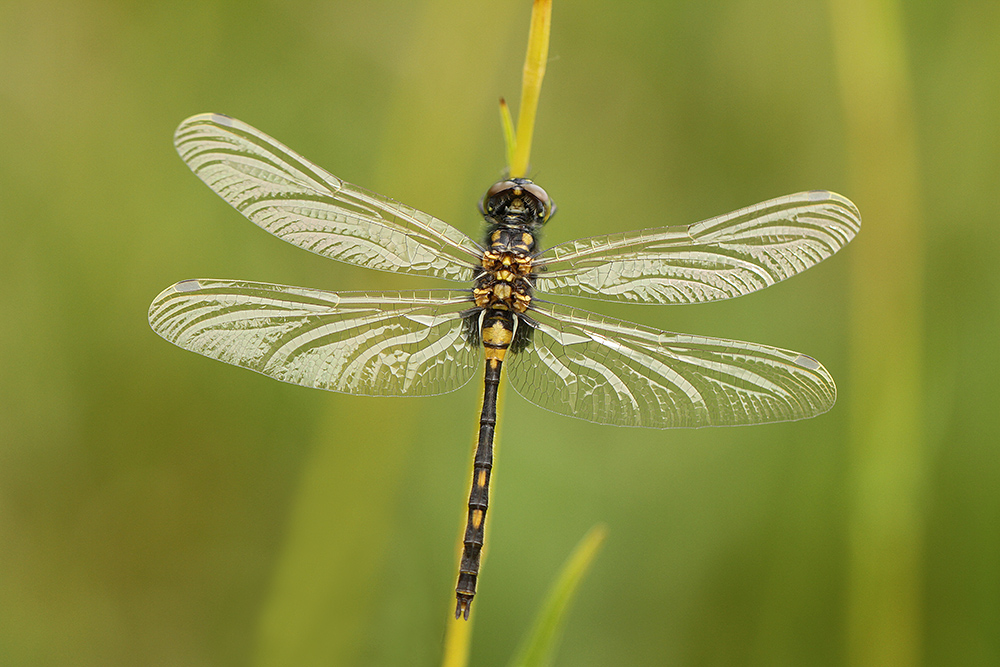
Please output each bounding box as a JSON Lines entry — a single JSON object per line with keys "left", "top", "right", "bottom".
{"left": 174, "top": 114, "right": 483, "bottom": 281}
{"left": 149, "top": 280, "right": 481, "bottom": 396}
{"left": 534, "top": 191, "right": 860, "bottom": 304}
{"left": 506, "top": 301, "right": 836, "bottom": 428}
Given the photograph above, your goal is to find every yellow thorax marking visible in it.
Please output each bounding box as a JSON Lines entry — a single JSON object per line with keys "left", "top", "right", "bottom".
{"left": 482, "top": 320, "right": 512, "bottom": 345}
{"left": 493, "top": 283, "right": 513, "bottom": 300}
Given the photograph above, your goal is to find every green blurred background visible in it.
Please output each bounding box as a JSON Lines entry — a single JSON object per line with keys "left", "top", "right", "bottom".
{"left": 1, "top": 1, "right": 997, "bottom": 665}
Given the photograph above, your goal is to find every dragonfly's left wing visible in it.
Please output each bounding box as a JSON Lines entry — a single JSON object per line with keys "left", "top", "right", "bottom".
{"left": 533, "top": 191, "right": 860, "bottom": 304}
{"left": 506, "top": 301, "right": 836, "bottom": 428}
{"left": 174, "top": 114, "right": 484, "bottom": 282}
{"left": 149, "top": 280, "right": 480, "bottom": 396}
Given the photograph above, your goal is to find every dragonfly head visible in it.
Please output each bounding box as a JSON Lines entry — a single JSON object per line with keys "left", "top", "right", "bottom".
{"left": 479, "top": 178, "right": 556, "bottom": 225}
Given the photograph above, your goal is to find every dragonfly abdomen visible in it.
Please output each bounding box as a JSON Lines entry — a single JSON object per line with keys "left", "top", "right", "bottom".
{"left": 455, "top": 309, "right": 515, "bottom": 619}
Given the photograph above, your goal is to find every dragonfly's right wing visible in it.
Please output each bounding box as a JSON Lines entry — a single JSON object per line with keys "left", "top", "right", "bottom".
{"left": 507, "top": 301, "right": 836, "bottom": 428}
{"left": 149, "top": 280, "right": 481, "bottom": 396}
{"left": 174, "top": 114, "right": 484, "bottom": 282}
{"left": 534, "top": 191, "right": 860, "bottom": 304}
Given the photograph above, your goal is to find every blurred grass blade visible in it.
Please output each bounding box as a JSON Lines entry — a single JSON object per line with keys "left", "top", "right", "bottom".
{"left": 441, "top": 608, "right": 473, "bottom": 667}
{"left": 508, "top": 525, "right": 607, "bottom": 667}
{"left": 500, "top": 98, "right": 517, "bottom": 174}
{"left": 509, "top": 0, "right": 552, "bottom": 178}
{"left": 828, "top": 0, "right": 925, "bottom": 664}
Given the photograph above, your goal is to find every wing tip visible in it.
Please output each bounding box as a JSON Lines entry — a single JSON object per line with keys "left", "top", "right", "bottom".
{"left": 148, "top": 279, "right": 205, "bottom": 323}
{"left": 174, "top": 112, "right": 239, "bottom": 148}
{"left": 792, "top": 353, "right": 821, "bottom": 371}
{"left": 804, "top": 190, "right": 862, "bottom": 234}
{"left": 153, "top": 279, "right": 204, "bottom": 299}
{"left": 174, "top": 278, "right": 203, "bottom": 293}
{"left": 791, "top": 352, "right": 838, "bottom": 416}
{"left": 177, "top": 112, "right": 235, "bottom": 127}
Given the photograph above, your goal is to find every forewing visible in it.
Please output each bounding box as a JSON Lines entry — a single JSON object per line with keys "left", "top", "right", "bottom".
{"left": 173, "top": 114, "right": 483, "bottom": 281}
{"left": 506, "top": 302, "right": 836, "bottom": 428}
{"left": 149, "top": 280, "right": 480, "bottom": 396}
{"left": 534, "top": 191, "right": 860, "bottom": 304}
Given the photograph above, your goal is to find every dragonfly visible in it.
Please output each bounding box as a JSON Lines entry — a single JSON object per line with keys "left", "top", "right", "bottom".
{"left": 149, "top": 113, "right": 860, "bottom": 620}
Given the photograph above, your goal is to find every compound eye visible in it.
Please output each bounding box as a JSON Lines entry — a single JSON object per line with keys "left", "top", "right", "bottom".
{"left": 486, "top": 180, "right": 517, "bottom": 198}
{"left": 481, "top": 180, "right": 518, "bottom": 214}
{"left": 521, "top": 182, "right": 554, "bottom": 220}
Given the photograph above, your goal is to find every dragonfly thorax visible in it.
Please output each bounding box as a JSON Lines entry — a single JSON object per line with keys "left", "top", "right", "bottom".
{"left": 473, "top": 241, "right": 534, "bottom": 313}
{"left": 473, "top": 180, "right": 547, "bottom": 315}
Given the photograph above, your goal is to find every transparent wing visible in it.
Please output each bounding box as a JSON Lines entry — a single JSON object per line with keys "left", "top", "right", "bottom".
{"left": 506, "top": 301, "right": 836, "bottom": 428}
{"left": 148, "top": 280, "right": 481, "bottom": 396}
{"left": 174, "top": 114, "right": 484, "bottom": 281}
{"left": 534, "top": 191, "right": 860, "bottom": 304}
